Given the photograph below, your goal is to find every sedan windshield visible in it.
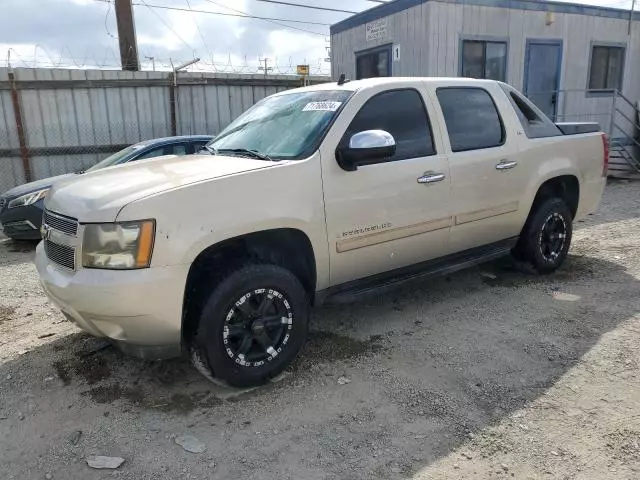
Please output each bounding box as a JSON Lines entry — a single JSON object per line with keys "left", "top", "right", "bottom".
{"left": 206, "top": 90, "right": 352, "bottom": 160}
{"left": 86, "top": 143, "right": 146, "bottom": 172}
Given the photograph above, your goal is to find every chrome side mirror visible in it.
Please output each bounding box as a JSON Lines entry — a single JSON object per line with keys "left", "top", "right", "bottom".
{"left": 338, "top": 130, "right": 397, "bottom": 171}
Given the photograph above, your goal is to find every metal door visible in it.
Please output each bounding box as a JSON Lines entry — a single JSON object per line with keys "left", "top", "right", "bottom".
{"left": 524, "top": 40, "right": 563, "bottom": 119}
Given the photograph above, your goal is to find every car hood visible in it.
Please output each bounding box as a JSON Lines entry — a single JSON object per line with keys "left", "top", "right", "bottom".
{"left": 2, "top": 173, "right": 75, "bottom": 199}
{"left": 45, "top": 154, "right": 277, "bottom": 222}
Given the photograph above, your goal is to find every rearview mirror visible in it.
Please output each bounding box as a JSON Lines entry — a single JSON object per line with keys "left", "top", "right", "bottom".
{"left": 337, "top": 130, "right": 396, "bottom": 171}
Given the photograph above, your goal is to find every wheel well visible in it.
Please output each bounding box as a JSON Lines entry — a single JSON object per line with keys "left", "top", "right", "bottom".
{"left": 182, "top": 229, "right": 316, "bottom": 339}
{"left": 531, "top": 175, "right": 580, "bottom": 219}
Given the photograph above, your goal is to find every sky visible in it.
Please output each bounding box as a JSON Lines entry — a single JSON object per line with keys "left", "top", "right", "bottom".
{"left": 0, "top": 0, "right": 635, "bottom": 75}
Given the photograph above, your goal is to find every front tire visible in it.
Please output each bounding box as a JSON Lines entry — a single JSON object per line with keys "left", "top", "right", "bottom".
{"left": 514, "top": 197, "right": 573, "bottom": 274}
{"left": 190, "top": 264, "right": 309, "bottom": 387}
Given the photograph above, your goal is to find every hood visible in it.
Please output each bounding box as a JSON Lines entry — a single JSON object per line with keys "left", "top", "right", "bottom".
{"left": 2, "top": 173, "right": 75, "bottom": 199}
{"left": 45, "top": 154, "right": 276, "bottom": 222}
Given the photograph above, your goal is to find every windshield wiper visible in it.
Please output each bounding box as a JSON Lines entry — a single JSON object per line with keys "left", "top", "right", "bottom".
{"left": 217, "top": 148, "right": 275, "bottom": 162}
{"left": 201, "top": 144, "right": 218, "bottom": 155}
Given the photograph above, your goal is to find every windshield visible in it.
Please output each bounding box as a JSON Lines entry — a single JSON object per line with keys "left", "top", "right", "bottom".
{"left": 207, "top": 90, "right": 353, "bottom": 160}
{"left": 86, "top": 144, "right": 145, "bottom": 172}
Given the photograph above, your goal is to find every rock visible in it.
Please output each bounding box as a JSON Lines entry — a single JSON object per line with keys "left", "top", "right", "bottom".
{"left": 462, "top": 453, "right": 473, "bottom": 460}
{"left": 480, "top": 272, "right": 497, "bottom": 280}
{"left": 44, "top": 376, "right": 55, "bottom": 382}
{"left": 38, "top": 333, "right": 55, "bottom": 339}
{"left": 337, "top": 376, "right": 351, "bottom": 385}
{"left": 68, "top": 430, "right": 82, "bottom": 446}
{"left": 418, "top": 410, "right": 425, "bottom": 416}
{"left": 208, "top": 461, "right": 216, "bottom": 469}
{"left": 551, "top": 292, "right": 581, "bottom": 302}
{"left": 453, "top": 464, "right": 460, "bottom": 469}
{"left": 550, "top": 450, "right": 559, "bottom": 456}
{"left": 414, "top": 434, "right": 426, "bottom": 440}
{"left": 175, "top": 434, "right": 206, "bottom": 453}
{"left": 86, "top": 456, "right": 125, "bottom": 469}
{"left": 6, "top": 374, "right": 11, "bottom": 380}
{"left": 17, "top": 412, "right": 24, "bottom": 421}
{"left": 45, "top": 474, "right": 52, "bottom": 480}
{"left": 390, "top": 466, "right": 402, "bottom": 474}
{"left": 501, "top": 463, "right": 509, "bottom": 471}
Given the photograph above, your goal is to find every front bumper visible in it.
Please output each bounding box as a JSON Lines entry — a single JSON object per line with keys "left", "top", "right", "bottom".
{"left": 35, "top": 243, "right": 190, "bottom": 359}
{"left": 0, "top": 202, "right": 44, "bottom": 240}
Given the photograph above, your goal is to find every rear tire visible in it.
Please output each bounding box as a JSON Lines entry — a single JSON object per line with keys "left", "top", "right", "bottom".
{"left": 514, "top": 197, "right": 573, "bottom": 274}
{"left": 190, "top": 264, "right": 309, "bottom": 387}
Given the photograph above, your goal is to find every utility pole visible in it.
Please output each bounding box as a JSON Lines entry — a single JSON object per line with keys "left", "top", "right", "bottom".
{"left": 115, "top": 0, "right": 140, "bottom": 71}
{"left": 258, "top": 58, "right": 273, "bottom": 77}
{"left": 630, "top": 0, "right": 636, "bottom": 35}
{"left": 145, "top": 55, "right": 156, "bottom": 71}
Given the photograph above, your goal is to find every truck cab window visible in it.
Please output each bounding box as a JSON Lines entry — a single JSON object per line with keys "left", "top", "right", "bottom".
{"left": 499, "top": 84, "right": 562, "bottom": 139}
{"left": 436, "top": 87, "right": 505, "bottom": 152}
{"left": 342, "top": 89, "right": 435, "bottom": 163}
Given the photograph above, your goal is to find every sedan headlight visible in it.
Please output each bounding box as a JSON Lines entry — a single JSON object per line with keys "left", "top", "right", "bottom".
{"left": 8, "top": 188, "right": 49, "bottom": 209}
{"left": 82, "top": 220, "right": 155, "bottom": 269}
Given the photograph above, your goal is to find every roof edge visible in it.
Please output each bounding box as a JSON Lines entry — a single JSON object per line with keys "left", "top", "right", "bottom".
{"left": 330, "top": 0, "right": 640, "bottom": 35}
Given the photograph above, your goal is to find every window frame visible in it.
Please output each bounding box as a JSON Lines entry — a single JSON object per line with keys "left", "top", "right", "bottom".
{"left": 586, "top": 41, "right": 626, "bottom": 96}
{"left": 436, "top": 86, "right": 507, "bottom": 153}
{"left": 338, "top": 87, "right": 437, "bottom": 168}
{"left": 355, "top": 43, "right": 393, "bottom": 80}
{"left": 458, "top": 35, "right": 509, "bottom": 82}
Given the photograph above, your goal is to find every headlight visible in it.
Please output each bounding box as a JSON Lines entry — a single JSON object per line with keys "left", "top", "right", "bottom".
{"left": 82, "top": 220, "right": 155, "bottom": 270}
{"left": 8, "top": 188, "right": 49, "bottom": 209}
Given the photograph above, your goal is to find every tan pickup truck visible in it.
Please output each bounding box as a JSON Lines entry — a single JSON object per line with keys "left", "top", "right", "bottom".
{"left": 36, "top": 77, "right": 607, "bottom": 386}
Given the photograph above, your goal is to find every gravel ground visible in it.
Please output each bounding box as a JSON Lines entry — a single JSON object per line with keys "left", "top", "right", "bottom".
{"left": 1, "top": 180, "right": 640, "bottom": 480}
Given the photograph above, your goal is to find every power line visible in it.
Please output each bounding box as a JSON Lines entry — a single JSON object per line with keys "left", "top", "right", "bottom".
{"left": 137, "top": 0, "right": 198, "bottom": 53}
{"left": 185, "top": 0, "right": 214, "bottom": 63}
{"left": 201, "top": 0, "right": 329, "bottom": 35}
{"left": 250, "top": 0, "right": 357, "bottom": 14}
{"left": 91, "top": 0, "right": 331, "bottom": 33}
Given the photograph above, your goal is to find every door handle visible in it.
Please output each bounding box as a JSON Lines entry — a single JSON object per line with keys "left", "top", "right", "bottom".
{"left": 496, "top": 160, "right": 518, "bottom": 170}
{"left": 417, "top": 172, "right": 446, "bottom": 184}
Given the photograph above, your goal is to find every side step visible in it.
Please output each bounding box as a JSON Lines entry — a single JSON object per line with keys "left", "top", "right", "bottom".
{"left": 319, "top": 237, "right": 518, "bottom": 305}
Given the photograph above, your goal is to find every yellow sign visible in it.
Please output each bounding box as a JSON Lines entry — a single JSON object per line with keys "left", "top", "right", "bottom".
{"left": 297, "top": 64, "right": 310, "bottom": 76}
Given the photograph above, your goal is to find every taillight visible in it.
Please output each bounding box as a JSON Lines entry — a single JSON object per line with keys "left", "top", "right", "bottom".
{"left": 601, "top": 133, "right": 609, "bottom": 177}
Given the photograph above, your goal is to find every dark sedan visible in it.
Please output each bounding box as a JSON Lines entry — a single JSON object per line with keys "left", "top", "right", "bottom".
{"left": 0, "top": 135, "right": 212, "bottom": 240}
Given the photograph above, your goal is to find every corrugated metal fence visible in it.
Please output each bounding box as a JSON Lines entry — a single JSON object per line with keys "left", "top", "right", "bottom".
{"left": 0, "top": 67, "right": 329, "bottom": 193}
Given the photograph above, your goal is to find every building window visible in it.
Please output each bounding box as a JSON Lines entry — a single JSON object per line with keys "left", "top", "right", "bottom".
{"left": 588, "top": 45, "right": 625, "bottom": 91}
{"left": 461, "top": 40, "right": 507, "bottom": 82}
{"left": 356, "top": 46, "right": 391, "bottom": 80}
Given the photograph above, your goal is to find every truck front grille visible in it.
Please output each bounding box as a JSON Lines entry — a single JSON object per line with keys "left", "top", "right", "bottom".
{"left": 44, "top": 240, "right": 76, "bottom": 270}
{"left": 44, "top": 211, "right": 78, "bottom": 236}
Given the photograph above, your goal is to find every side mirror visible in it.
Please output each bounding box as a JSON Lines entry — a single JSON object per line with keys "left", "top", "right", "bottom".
{"left": 337, "top": 130, "right": 396, "bottom": 171}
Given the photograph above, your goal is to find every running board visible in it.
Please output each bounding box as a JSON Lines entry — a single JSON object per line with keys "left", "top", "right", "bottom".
{"left": 317, "top": 237, "right": 518, "bottom": 305}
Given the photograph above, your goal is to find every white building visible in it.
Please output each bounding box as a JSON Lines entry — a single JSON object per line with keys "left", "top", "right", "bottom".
{"left": 330, "top": 0, "right": 640, "bottom": 156}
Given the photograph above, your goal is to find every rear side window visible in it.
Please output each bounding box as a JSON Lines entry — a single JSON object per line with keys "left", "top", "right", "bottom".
{"left": 436, "top": 87, "right": 505, "bottom": 152}
{"left": 499, "top": 85, "right": 562, "bottom": 139}
{"left": 342, "top": 89, "right": 435, "bottom": 162}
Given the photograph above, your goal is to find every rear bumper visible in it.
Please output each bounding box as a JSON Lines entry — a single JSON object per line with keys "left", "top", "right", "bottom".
{"left": 0, "top": 203, "right": 44, "bottom": 240}
{"left": 35, "top": 243, "right": 190, "bottom": 359}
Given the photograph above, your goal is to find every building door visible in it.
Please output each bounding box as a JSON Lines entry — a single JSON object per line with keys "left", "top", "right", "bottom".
{"left": 524, "top": 40, "right": 562, "bottom": 120}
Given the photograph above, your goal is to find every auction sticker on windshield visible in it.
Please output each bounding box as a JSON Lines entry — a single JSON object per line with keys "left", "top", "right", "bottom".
{"left": 302, "top": 101, "right": 342, "bottom": 112}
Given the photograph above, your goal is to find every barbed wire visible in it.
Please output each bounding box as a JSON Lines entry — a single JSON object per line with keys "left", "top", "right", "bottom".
{"left": 5, "top": 49, "right": 331, "bottom": 76}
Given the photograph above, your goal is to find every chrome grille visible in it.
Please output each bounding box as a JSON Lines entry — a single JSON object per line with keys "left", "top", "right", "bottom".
{"left": 0, "top": 197, "right": 6, "bottom": 211}
{"left": 44, "top": 240, "right": 76, "bottom": 270}
{"left": 44, "top": 211, "right": 78, "bottom": 236}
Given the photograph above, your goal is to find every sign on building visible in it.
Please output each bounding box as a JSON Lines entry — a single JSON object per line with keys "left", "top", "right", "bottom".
{"left": 366, "top": 18, "right": 388, "bottom": 42}
{"left": 297, "top": 65, "right": 310, "bottom": 76}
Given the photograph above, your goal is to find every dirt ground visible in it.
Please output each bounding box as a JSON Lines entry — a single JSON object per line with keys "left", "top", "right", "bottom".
{"left": 1, "top": 181, "right": 640, "bottom": 480}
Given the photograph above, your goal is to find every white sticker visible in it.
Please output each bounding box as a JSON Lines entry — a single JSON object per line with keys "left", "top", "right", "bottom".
{"left": 302, "top": 101, "right": 342, "bottom": 112}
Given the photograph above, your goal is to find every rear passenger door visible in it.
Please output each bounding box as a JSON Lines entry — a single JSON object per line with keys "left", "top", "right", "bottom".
{"left": 432, "top": 84, "right": 525, "bottom": 253}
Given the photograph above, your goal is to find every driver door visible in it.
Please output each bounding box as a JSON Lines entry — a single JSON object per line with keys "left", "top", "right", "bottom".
{"left": 320, "top": 85, "right": 452, "bottom": 286}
